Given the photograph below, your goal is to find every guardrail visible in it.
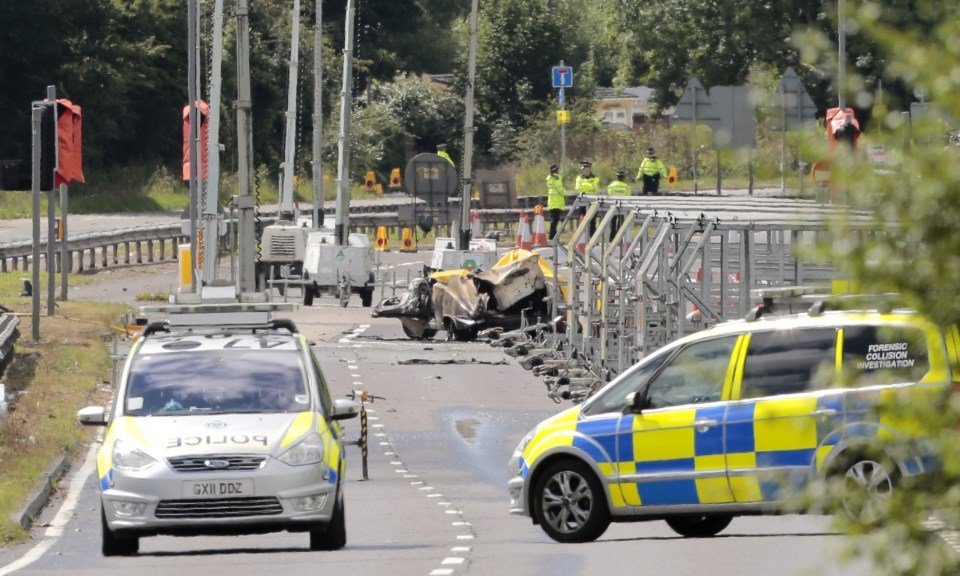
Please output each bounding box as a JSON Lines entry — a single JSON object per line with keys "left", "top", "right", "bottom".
{"left": 0, "top": 207, "right": 539, "bottom": 275}
{"left": 0, "top": 312, "right": 21, "bottom": 418}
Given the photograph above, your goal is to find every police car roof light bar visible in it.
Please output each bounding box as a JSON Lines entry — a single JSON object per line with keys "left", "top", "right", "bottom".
{"left": 138, "top": 302, "right": 299, "bottom": 332}
{"left": 745, "top": 287, "right": 908, "bottom": 321}
{"left": 141, "top": 317, "right": 300, "bottom": 337}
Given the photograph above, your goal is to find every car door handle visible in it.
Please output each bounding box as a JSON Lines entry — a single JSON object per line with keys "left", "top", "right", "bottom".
{"left": 694, "top": 418, "right": 719, "bottom": 433}
{"left": 811, "top": 408, "right": 838, "bottom": 419}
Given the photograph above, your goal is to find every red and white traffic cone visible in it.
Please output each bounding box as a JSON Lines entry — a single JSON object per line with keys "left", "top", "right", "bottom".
{"left": 531, "top": 204, "right": 548, "bottom": 247}
{"left": 515, "top": 210, "right": 533, "bottom": 250}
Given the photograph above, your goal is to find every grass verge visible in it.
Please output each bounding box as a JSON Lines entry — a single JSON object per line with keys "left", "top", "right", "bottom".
{"left": 0, "top": 273, "right": 130, "bottom": 545}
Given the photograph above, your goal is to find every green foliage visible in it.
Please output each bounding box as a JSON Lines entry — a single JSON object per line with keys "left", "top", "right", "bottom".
{"left": 347, "top": 73, "right": 463, "bottom": 178}
{"left": 797, "top": 4, "right": 960, "bottom": 574}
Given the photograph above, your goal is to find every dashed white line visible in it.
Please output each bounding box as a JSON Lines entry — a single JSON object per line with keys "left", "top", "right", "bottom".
{"left": 357, "top": 368, "right": 475, "bottom": 576}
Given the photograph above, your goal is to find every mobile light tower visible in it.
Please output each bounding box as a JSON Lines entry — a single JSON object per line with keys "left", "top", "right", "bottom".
{"left": 458, "top": 0, "right": 479, "bottom": 251}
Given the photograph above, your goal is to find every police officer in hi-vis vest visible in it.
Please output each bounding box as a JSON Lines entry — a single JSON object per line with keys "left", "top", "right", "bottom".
{"left": 606, "top": 170, "right": 632, "bottom": 240}
{"left": 546, "top": 164, "right": 565, "bottom": 240}
{"left": 637, "top": 147, "right": 668, "bottom": 195}
{"left": 575, "top": 161, "right": 600, "bottom": 235}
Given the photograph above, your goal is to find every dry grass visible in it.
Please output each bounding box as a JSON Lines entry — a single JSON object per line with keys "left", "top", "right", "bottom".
{"left": 0, "top": 289, "right": 130, "bottom": 544}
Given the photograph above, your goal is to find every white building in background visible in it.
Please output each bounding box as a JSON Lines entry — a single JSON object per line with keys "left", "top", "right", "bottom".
{"left": 593, "top": 86, "right": 658, "bottom": 129}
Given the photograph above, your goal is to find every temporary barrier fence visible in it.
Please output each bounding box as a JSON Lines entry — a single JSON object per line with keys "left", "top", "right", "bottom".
{"left": 533, "top": 194, "right": 879, "bottom": 400}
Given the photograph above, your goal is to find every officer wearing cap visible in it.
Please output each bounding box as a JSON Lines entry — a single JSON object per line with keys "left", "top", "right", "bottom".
{"left": 607, "top": 170, "right": 632, "bottom": 197}
{"left": 546, "top": 163, "right": 565, "bottom": 240}
{"left": 606, "top": 170, "right": 632, "bottom": 240}
{"left": 575, "top": 161, "right": 600, "bottom": 195}
{"left": 436, "top": 143, "right": 455, "bottom": 166}
{"left": 637, "top": 147, "right": 668, "bottom": 195}
{"left": 575, "top": 161, "right": 601, "bottom": 235}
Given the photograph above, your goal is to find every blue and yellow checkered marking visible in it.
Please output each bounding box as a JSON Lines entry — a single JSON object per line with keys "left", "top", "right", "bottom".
{"left": 573, "top": 418, "right": 618, "bottom": 463}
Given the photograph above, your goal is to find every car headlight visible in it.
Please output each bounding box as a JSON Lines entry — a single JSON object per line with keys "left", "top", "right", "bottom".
{"left": 508, "top": 429, "right": 537, "bottom": 475}
{"left": 278, "top": 432, "right": 325, "bottom": 466}
{"left": 514, "top": 429, "right": 536, "bottom": 457}
{"left": 112, "top": 438, "right": 158, "bottom": 472}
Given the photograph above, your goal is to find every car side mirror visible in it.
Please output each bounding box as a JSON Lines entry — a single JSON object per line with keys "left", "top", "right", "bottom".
{"left": 331, "top": 398, "right": 360, "bottom": 421}
{"left": 77, "top": 406, "right": 108, "bottom": 426}
{"left": 624, "top": 392, "right": 644, "bottom": 413}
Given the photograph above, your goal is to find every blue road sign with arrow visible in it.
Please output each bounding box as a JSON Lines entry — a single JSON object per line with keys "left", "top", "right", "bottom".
{"left": 552, "top": 66, "right": 573, "bottom": 88}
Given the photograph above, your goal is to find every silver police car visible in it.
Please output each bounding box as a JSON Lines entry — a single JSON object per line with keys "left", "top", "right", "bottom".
{"left": 79, "top": 310, "right": 358, "bottom": 555}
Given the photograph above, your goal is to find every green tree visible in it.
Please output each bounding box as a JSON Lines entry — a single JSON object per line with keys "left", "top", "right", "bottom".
{"left": 339, "top": 73, "right": 462, "bottom": 179}
{"left": 466, "top": 0, "right": 592, "bottom": 165}
{"left": 608, "top": 0, "right": 820, "bottom": 110}
{"left": 0, "top": 0, "right": 187, "bottom": 169}
{"left": 801, "top": 3, "right": 960, "bottom": 574}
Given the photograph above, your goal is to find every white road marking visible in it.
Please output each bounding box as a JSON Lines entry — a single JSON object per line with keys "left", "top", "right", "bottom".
{"left": 0, "top": 443, "right": 98, "bottom": 576}
{"left": 343, "top": 368, "right": 475, "bottom": 576}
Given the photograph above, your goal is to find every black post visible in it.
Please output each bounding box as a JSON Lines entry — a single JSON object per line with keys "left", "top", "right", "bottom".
{"left": 359, "top": 404, "right": 368, "bottom": 480}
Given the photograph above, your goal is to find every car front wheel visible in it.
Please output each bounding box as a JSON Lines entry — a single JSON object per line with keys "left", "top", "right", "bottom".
{"left": 665, "top": 514, "right": 733, "bottom": 538}
{"left": 310, "top": 493, "right": 347, "bottom": 551}
{"left": 101, "top": 507, "right": 139, "bottom": 556}
{"left": 532, "top": 459, "right": 610, "bottom": 543}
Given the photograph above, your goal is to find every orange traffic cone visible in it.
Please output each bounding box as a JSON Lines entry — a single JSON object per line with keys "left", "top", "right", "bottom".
{"left": 515, "top": 210, "right": 532, "bottom": 250}
{"left": 531, "top": 204, "right": 548, "bottom": 247}
{"left": 375, "top": 226, "right": 390, "bottom": 251}
{"left": 400, "top": 227, "right": 417, "bottom": 253}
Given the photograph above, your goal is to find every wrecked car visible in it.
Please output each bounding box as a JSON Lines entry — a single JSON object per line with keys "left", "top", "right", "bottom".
{"left": 371, "top": 249, "right": 563, "bottom": 341}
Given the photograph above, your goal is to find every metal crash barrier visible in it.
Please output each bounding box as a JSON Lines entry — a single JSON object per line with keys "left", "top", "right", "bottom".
{"left": 492, "top": 194, "right": 878, "bottom": 403}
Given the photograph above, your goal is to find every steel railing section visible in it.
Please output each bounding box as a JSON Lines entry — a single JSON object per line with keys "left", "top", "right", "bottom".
{"left": 0, "top": 313, "right": 21, "bottom": 390}
{"left": 517, "top": 194, "right": 881, "bottom": 402}
{"left": 0, "top": 207, "right": 547, "bottom": 274}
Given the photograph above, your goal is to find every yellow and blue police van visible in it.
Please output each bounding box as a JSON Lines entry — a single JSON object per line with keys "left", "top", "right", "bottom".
{"left": 508, "top": 301, "right": 959, "bottom": 542}
{"left": 78, "top": 304, "right": 359, "bottom": 555}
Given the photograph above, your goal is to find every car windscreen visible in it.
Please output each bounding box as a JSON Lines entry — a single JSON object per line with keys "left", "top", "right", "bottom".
{"left": 124, "top": 350, "right": 310, "bottom": 416}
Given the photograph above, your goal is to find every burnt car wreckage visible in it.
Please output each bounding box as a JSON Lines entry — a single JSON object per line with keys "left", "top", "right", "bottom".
{"left": 372, "top": 250, "right": 562, "bottom": 341}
